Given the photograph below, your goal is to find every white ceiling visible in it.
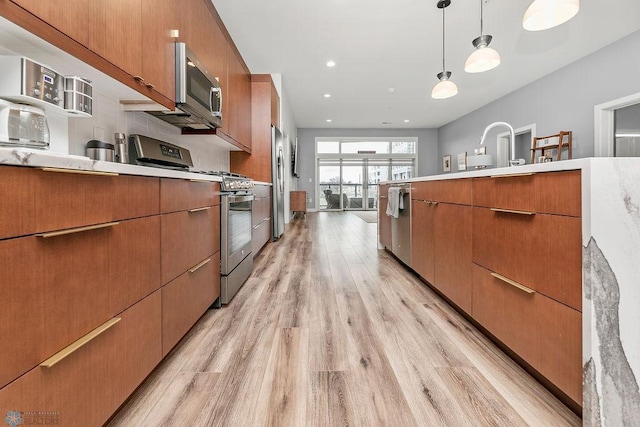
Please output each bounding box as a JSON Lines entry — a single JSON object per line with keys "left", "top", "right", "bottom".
{"left": 211, "top": 0, "right": 640, "bottom": 129}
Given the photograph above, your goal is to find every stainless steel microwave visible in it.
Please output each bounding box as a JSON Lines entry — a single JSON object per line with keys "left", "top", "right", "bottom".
{"left": 147, "top": 43, "right": 222, "bottom": 130}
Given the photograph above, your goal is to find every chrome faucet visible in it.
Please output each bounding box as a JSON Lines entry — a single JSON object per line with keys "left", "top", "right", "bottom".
{"left": 479, "top": 121, "right": 525, "bottom": 166}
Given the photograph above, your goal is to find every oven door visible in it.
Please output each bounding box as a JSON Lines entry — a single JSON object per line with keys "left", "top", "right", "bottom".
{"left": 221, "top": 193, "right": 254, "bottom": 275}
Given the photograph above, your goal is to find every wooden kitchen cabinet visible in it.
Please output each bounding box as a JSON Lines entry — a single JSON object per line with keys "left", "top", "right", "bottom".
{"left": 230, "top": 74, "right": 279, "bottom": 181}
{"left": 434, "top": 203, "right": 473, "bottom": 313}
{"left": 161, "top": 206, "right": 219, "bottom": 284}
{"left": 0, "top": 290, "right": 162, "bottom": 427}
{"left": 473, "top": 170, "right": 581, "bottom": 217}
{"left": 410, "top": 179, "right": 473, "bottom": 313}
{"left": 472, "top": 207, "right": 582, "bottom": 311}
{"left": 410, "top": 199, "right": 435, "bottom": 283}
{"left": 88, "top": 0, "right": 176, "bottom": 102}
{"left": 162, "top": 255, "right": 220, "bottom": 355}
{"left": 0, "top": 237, "right": 44, "bottom": 389}
{"left": 472, "top": 264, "right": 582, "bottom": 405}
{"left": 378, "top": 184, "right": 391, "bottom": 249}
{"left": 220, "top": 45, "right": 252, "bottom": 150}
{"left": 160, "top": 179, "right": 220, "bottom": 214}
{"left": 10, "top": 0, "right": 89, "bottom": 46}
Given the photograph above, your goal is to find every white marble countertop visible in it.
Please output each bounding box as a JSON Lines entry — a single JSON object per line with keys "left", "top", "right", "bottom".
{"left": 382, "top": 158, "right": 589, "bottom": 184}
{"left": 0, "top": 147, "right": 223, "bottom": 182}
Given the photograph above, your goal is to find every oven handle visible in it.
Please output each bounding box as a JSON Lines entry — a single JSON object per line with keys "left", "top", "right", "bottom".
{"left": 226, "top": 194, "right": 255, "bottom": 203}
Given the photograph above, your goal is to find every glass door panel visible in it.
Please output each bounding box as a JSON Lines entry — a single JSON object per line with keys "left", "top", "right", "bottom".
{"left": 341, "top": 159, "right": 364, "bottom": 210}
{"left": 367, "top": 161, "right": 389, "bottom": 210}
{"left": 318, "top": 160, "right": 341, "bottom": 210}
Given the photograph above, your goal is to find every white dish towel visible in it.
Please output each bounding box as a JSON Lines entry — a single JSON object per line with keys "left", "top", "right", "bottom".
{"left": 386, "top": 187, "right": 403, "bottom": 218}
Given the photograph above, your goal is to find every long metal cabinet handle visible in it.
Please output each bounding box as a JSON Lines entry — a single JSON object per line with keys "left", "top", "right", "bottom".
{"left": 490, "top": 272, "right": 535, "bottom": 294}
{"left": 490, "top": 172, "right": 534, "bottom": 179}
{"left": 42, "top": 167, "right": 118, "bottom": 177}
{"left": 36, "top": 222, "right": 119, "bottom": 238}
{"left": 490, "top": 208, "right": 535, "bottom": 216}
{"left": 188, "top": 206, "right": 212, "bottom": 213}
{"left": 189, "top": 257, "right": 211, "bottom": 273}
{"left": 39, "top": 318, "right": 121, "bottom": 368}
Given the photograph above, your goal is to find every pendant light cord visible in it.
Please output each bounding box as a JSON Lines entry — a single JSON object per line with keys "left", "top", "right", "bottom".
{"left": 480, "top": 0, "right": 484, "bottom": 36}
{"left": 442, "top": 5, "right": 445, "bottom": 72}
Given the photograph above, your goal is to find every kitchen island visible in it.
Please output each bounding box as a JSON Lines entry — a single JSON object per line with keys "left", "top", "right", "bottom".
{"left": 381, "top": 158, "right": 640, "bottom": 426}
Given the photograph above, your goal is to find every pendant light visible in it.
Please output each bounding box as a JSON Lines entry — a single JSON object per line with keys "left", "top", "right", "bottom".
{"left": 464, "top": 0, "right": 500, "bottom": 73}
{"left": 432, "top": 0, "right": 458, "bottom": 100}
{"left": 523, "top": 0, "right": 580, "bottom": 31}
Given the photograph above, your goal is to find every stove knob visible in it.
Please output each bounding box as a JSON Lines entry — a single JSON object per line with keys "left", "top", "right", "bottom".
{"left": 33, "top": 88, "right": 41, "bottom": 96}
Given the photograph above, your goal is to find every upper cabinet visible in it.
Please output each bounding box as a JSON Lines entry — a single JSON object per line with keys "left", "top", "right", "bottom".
{"left": 224, "top": 46, "right": 252, "bottom": 151}
{"left": 11, "top": 0, "right": 90, "bottom": 47}
{"left": 87, "top": 0, "right": 176, "bottom": 103}
{"left": 4, "top": 0, "right": 252, "bottom": 135}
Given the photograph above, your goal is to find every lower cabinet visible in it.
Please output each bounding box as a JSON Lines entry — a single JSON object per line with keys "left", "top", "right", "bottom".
{"left": 472, "top": 264, "right": 582, "bottom": 405}
{"left": 0, "top": 290, "right": 162, "bottom": 427}
{"left": 411, "top": 199, "right": 435, "bottom": 283}
{"left": 433, "top": 203, "right": 472, "bottom": 313}
{"left": 162, "top": 252, "right": 221, "bottom": 356}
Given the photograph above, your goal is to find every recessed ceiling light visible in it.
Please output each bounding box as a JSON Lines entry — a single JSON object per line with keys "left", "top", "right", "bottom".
{"left": 324, "top": 93, "right": 331, "bottom": 98}
{"left": 326, "top": 60, "right": 336, "bottom": 67}
{"left": 388, "top": 88, "right": 395, "bottom": 93}
{"left": 326, "top": 119, "right": 332, "bottom": 122}
{"left": 404, "top": 119, "right": 410, "bottom": 123}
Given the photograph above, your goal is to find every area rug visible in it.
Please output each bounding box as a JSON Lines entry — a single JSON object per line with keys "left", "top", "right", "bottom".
{"left": 350, "top": 211, "right": 378, "bottom": 223}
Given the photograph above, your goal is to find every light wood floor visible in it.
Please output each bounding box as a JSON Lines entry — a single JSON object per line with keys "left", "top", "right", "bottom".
{"left": 109, "top": 212, "right": 580, "bottom": 426}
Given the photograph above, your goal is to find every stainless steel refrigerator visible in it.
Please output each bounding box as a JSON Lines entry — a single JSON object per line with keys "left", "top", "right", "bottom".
{"left": 272, "top": 126, "right": 285, "bottom": 240}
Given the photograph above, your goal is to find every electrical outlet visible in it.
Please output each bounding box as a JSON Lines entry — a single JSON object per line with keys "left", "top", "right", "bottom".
{"left": 93, "top": 126, "right": 105, "bottom": 141}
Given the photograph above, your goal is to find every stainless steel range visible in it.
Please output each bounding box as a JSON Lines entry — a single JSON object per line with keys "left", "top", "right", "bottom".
{"left": 208, "top": 172, "right": 254, "bottom": 306}
{"left": 127, "top": 135, "right": 255, "bottom": 307}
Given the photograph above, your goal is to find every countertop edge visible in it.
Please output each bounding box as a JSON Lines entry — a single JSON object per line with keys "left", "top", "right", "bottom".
{"left": 0, "top": 147, "right": 223, "bottom": 182}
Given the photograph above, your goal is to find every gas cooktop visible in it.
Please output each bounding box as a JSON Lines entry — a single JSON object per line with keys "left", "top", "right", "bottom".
{"left": 192, "top": 170, "right": 254, "bottom": 192}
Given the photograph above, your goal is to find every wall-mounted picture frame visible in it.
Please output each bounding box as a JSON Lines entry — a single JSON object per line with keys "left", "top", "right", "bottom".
{"left": 443, "top": 155, "right": 451, "bottom": 172}
{"left": 457, "top": 152, "right": 467, "bottom": 171}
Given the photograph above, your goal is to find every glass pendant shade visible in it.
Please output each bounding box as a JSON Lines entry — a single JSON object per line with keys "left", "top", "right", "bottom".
{"left": 523, "top": 0, "right": 580, "bottom": 31}
{"left": 465, "top": 35, "right": 501, "bottom": 73}
{"left": 431, "top": 72, "right": 458, "bottom": 100}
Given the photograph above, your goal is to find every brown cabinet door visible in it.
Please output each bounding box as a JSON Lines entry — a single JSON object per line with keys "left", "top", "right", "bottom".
{"left": 161, "top": 255, "right": 219, "bottom": 355}
{"left": 160, "top": 179, "right": 220, "bottom": 214}
{"left": 472, "top": 264, "right": 582, "bottom": 405}
{"left": 432, "top": 179, "right": 472, "bottom": 205}
{"left": 121, "top": 290, "right": 163, "bottom": 397}
{"left": 0, "top": 291, "right": 164, "bottom": 427}
{"left": 41, "top": 224, "right": 114, "bottom": 356}
{"left": 410, "top": 199, "right": 435, "bottom": 284}
{"left": 160, "top": 207, "right": 218, "bottom": 284}
{"left": 0, "top": 166, "right": 37, "bottom": 239}
{"left": 378, "top": 185, "right": 391, "bottom": 249}
{"left": 141, "top": 0, "right": 177, "bottom": 102}
{"left": 88, "top": 0, "right": 143, "bottom": 78}
{"left": 472, "top": 207, "right": 582, "bottom": 311}
{"left": 473, "top": 171, "right": 581, "bottom": 216}
{"left": 536, "top": 295, "right": 582, "bottom": 405}
{"left": 110, "top": 216, "right": 162, "bottom": 313}
{"left": 0, "top": 237, "right": 44, "bottom": 389}
{"left": 410, "top": 181, "right": 434, "bottom": 202}
{"left": 112, "top": 175, "right": 161, "bottom": 220}
{"left": 434, "top": 203, "right": 473, "bottom": 313}
{"left": 218, "top": 44, "right": 252, "bottom": 149}
{"left": 0, "top": 323, "right": 121, "bottom": 426}
{"left": 11, "top": 0, "right": 90, "bottom": 46}
{"left": 34, "top": 168, "right": 114, "bottom": 234}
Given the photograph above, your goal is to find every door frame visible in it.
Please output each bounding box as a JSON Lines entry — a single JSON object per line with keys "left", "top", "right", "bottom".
{"left": 594, "top": 91, "right": 640, "bottom": 157}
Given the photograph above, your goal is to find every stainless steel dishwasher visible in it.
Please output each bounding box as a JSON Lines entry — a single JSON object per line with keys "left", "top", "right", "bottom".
{"left": 389, "top": 183, "right": 411, "bottom": 266}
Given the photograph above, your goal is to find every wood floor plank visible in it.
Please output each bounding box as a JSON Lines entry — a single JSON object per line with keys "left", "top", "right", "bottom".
{"left": 109, "top": 212, "right": 580, "bottom": 426}
{"left": 257, "top": 328, "right": 309, "bottom": 426}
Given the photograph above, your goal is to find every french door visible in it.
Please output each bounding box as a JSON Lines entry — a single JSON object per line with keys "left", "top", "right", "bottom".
{"left": 318, "top": 158, "right": 411, "bottom": 211}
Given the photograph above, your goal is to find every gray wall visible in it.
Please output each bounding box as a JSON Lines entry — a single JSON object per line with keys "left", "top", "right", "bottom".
{"left": 438, "top": 29, "right": 640, "bottom": 169}
{"left": 297, "top": 128, "right": 438, "bottom": 209}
